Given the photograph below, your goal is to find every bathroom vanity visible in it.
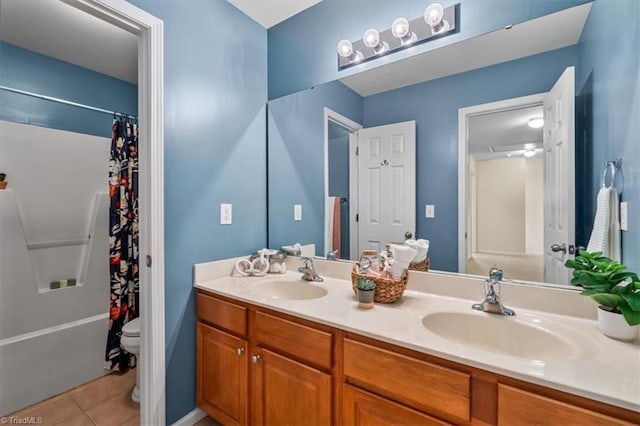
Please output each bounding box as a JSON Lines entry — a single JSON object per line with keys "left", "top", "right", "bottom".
{"left": 194, "top": 257, "right": 640, "bottom": 426}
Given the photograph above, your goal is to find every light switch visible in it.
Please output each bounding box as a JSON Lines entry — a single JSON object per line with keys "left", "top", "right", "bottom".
{"left": 220, "top": 203, "right": 232, "bottom": 225}
{"left": 294, "top": 204, "right": 302, "bottom": 221}
{"left": 620, "top": 202, "right": 628, "bottom": 231}
{"left": 425, "top": 204, "right": 435, "bottom": 218}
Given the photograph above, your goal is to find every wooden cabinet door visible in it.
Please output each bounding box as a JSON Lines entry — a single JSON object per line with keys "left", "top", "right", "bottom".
{"left": 343, "top": 384, "right": 451, "bottom": 426}
{"left": 251, "top": 348, "right": 331, "bottom": 426}
{"left": 197, "top": 322, "right": 248, "bottom": 426}
{"left": 498, "top": 384, "right": 636, "bottom": 426}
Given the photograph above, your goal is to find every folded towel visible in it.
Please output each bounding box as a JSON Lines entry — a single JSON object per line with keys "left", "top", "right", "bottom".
{"left": 586, "top": 187, "right": 621, "bottom": 261}
{"left": 50, "top": 279, "right": 77, "bottom": 289}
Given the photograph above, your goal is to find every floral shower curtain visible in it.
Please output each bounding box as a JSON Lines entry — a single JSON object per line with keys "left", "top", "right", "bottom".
{"left": 105, "top": 117, "right": 139, "bottom": 370}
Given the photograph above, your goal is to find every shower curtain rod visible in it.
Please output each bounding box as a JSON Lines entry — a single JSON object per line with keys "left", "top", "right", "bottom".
{"left": 0, "top": 85, "right": 138, "bottom": 120}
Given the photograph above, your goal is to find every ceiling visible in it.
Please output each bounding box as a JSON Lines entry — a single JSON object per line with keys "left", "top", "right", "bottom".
{"left": 226, "top": 0, "right": 322, "bottom": 29}
{"left": 340, "top": 3, "right": 591, "bottom": 97}
{"left": 468, "top": 105, "right": 543, "bottom": 161}
{"left": 0, "top": 0, "right": 138, "bottom": 83}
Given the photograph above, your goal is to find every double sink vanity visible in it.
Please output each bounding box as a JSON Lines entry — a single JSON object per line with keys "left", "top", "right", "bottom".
{"left": 194, "top": 256, "right": 639, "bottom": 425}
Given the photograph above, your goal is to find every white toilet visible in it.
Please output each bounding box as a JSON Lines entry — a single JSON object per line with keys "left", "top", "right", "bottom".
{"left": 120, "top": 317, "right": 141, "bottom": 403}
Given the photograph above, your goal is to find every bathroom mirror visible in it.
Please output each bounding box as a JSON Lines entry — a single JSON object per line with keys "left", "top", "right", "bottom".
{"left": 267, "top": 1, "right": 639, "bottom": 287}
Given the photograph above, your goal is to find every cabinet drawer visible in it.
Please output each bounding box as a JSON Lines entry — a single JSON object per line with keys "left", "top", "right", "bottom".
{"left": 343, "top": 384, "right": 451, "bottom": 426}
{"left": 254, "top": 311, "right": 332, "bottom": 369}
{"left": 343, "top": 339, "right": 470, "bottom": 423}
{"left": 497, "top": 384, "right": 635, "bottom": 426}
{"left": 197, "top": 292, "right": 247, "bottom": 336}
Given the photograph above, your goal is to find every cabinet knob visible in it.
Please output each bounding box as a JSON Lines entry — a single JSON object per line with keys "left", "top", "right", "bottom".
{"left": 251, "top": 355, "right": 261, "bottom": 363}
{"left": 236, "top": 347, "right": 244, "bottom": 356}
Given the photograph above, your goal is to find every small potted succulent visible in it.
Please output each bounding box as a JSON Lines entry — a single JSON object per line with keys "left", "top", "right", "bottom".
{"left": 357, "top": 278, "right": 376, "bottom": 309}
{"left": 565, "top": 251, "right": 640, "bottom": 341}
{"left": 0, "top": 173, "right": 6, "bottom": 190}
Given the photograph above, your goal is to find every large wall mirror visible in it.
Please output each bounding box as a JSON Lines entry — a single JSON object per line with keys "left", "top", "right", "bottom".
{"left": 267, "top": 1, "right": 639, "bottom": 287}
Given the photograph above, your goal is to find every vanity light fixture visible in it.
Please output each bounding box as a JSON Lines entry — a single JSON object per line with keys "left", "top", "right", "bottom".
{"left": 391, "top": 17, "right": 417, "bottom": 45}
{"left": 363, "top": 28, "right": 389, "bottom": 55}
{"left": 336, "top": 2, "right": 458, "bottom": 70}
{"left": 528, "top": 117, "right": 544, "bottom": 129}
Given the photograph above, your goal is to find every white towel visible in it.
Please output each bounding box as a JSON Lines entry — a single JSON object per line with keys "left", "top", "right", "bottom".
{"left": 325, "top": 197, "right": 337, "bottom": 253}
{"left": 586, "top": 187, "right": 621, "bottom": 261}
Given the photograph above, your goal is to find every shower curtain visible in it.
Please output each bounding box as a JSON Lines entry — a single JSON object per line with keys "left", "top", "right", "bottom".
{"left": 105, "top": 117, "right": 139, "bottom": 370}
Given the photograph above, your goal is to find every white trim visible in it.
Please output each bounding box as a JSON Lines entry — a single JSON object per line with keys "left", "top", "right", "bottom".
{"left": 62, "top": 1, "right": 165, "bottom": 425}
{"left": 323, "top": 107, "right": 362, "bottom": 258}
{"left": 348, "top": 131, "right": 358, "bottom": 260}
{"left": 171, "top": 407, "right": 207, "bottom": 426}
{"left": 458, "top": 93, "right": 545, "bottom": 274}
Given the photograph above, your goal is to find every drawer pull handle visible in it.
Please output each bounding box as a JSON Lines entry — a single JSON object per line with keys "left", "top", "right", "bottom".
{"left": 236, "top": 347, "right": 244, "bottom": 356}
{"left": 251, "top": 355, "right": 261, "bottom": 363}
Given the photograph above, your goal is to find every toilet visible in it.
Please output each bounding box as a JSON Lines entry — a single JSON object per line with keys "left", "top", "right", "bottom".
{"left": 120, "top": 317, "right": 141, "bottom": 403}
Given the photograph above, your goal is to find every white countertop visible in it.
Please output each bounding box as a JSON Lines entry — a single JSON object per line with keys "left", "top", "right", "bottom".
{"left": 194, "top": 258, "right": 640, "bottom": 413}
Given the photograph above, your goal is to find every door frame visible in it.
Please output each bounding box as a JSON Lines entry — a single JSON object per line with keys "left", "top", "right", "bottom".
{"left": 64, "top": 1, "right": 165, "bottom": 424}
{"left": 457, "top": 93, "right": 544, "bottom": 274}
{"left": 323, "top": 107, "right": 362, "bottom": 259}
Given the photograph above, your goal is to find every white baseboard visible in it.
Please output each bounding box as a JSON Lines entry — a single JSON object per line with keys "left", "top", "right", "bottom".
{"left": 171, "top": 408, "right": 207, "bottom": 426}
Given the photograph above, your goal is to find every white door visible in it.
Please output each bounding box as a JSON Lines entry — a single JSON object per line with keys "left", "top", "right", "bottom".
{"left": 356, "top": 121, "right": 416, "bottom": 254}
{"left": 543, "top": 67, "right": 575, "bottom": 284}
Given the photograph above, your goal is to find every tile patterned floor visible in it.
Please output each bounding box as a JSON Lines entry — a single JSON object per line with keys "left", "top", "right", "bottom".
{"left": 6, "top": 369, "right": 138, "bottom": 425}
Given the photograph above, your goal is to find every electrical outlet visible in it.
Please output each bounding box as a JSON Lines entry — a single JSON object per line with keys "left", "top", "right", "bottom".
{"left": 294, "top": 204, "right": 302, "bottom": 221}
{"left": 220, "top": 203, "right": 232, "bottom": 225}
{"left": 620, "top": 202, "right": 628, "bottom": 231}
{"left": 425, "top": 204, "right": 435, "bottom": 218}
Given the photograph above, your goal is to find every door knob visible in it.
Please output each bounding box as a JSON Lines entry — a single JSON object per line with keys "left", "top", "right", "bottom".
{"left": 236, "top": 347, "right": 244, "bottom": 356}
{"left": 404, "top": 231, "right": 413, "bottom": 240}
{"left": 251, "top": 355, "right": 261, "bottom": 363}
{"left": 551, "top": 243, "right": 567, "bottom": 253}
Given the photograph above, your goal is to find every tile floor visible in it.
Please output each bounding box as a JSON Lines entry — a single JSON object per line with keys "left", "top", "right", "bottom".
{"left": 7, "top": 369, "right": 138, "bottom": 425}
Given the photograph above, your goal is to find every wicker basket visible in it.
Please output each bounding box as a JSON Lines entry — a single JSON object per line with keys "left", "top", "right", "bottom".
{"left": 351, "top": 263, "right": 408, "bottom": 303}
{"left": 408, "top": 257, "right": 430, "bottom": 272}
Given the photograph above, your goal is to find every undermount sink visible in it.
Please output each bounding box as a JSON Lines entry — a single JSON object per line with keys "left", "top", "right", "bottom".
{"left": 249, "top": 280, "right": 328, "bottom": 300}
{"left": 422, "top": 312, "right": 577, "bottom": 361}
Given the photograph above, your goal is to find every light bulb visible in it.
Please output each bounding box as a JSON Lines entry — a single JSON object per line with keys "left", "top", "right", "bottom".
{"left": 523, "top": 149, "right": 536, "bottom": 158}
{"left": 336, "top": 39, "right": 353, "bottom": 58}
{"left": 528, "top": 117, "right": 544, "bottom": 129}
{"left": 391, "top": 17, "right": 410, "bottom": 38}
{"left": 363, "top": 28, "right": 380, "bottom": 48}
{"left": 424, "top": 3, "right": 444, "bottom": 27}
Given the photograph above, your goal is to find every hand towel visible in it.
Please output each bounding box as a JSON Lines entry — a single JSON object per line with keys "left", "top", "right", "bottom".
{"left": 332, "top": 197, "right": 341, "bottom": 257}
{"left": 586, "top": 187, "right": 621, "bottom": 261}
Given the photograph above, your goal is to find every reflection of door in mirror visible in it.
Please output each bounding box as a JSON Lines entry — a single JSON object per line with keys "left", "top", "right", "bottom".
{"left": 356, "top": 121, "right": 416, "bottom": 257}
{"left": 460, "top": 68, "right": 575, "bottom": 285}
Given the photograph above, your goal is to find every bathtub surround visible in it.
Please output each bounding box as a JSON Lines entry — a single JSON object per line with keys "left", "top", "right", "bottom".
{"left": 106, "top": 117, "right": 140, "bottom": 371}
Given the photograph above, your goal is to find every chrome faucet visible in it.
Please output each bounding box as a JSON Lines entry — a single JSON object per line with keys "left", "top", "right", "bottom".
{"left": 298, "top": 257, "right": 323, "bottom": 282}
{"left": 326, "top": 250, "right": 338, "bottom": 261}
{"left": 472, "top": 266, "right": 515, "bottom": 316}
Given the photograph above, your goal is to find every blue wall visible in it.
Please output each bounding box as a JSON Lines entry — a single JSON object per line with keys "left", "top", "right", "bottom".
{"left": 362, "top": 46, "right": 579, "bottom": 271}
{"left": 577, "top": 0, "right": 640, "bottom": 272}
{"left": 268, "top": 0, "right": 589, "bottom": 99}
{"left": 268, "top": 81, "right": 362, "bottom": 255}
{"left": 127, "top": 0, "right": 268, "bottom": 422}
{"left": 0, "top": 42, "right": 137, "bottom": 137}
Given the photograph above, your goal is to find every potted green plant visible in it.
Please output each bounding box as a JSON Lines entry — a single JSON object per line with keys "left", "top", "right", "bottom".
{"left": 356, "top": 278, "right": 376, "bottom": 309}
{"left": 565, "top": 251, "right": 640, "bottom": 341}
{"left": 0, "top": 173, "right": 6, "bottom": 190}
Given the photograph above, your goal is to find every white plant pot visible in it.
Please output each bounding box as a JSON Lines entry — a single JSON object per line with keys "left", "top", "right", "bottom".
{"left": 597, "top": 306, "right": 639, "bottom": 342}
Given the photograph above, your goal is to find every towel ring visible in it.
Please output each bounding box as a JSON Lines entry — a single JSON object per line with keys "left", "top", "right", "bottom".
{"left": 601, "top": 159, "right": 623, "bottom": 191}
